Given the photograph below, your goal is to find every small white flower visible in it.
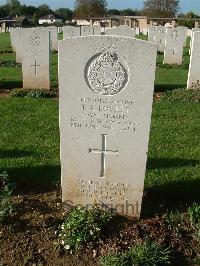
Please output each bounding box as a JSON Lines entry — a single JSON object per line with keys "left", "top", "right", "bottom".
{"left": 61, "top": 224, "right": 65, "bottom": 230}
{"left": 61, "top": 240, "right": 65, "bottom": 245}
{"left": 90, "top": 230, "right": 94, "bottom": 235}
{"left": 64, "top": 245, "right": 70, "bottom": 250}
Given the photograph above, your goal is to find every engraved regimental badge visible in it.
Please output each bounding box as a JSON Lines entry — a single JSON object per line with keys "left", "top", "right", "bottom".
{"left": 30, "top": 31, "right": 40, "bottom": 46}
{"left": 85, "top": 51, "right": 129, "bottom": 96}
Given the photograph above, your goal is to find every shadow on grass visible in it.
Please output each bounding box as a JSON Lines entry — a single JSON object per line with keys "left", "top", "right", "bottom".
{"left": 142, "top": 178, "right": 200, "bottom": 219}
{"left": 154, "top": 84, "right": 186, "bottom": 92}
{"left": 0, "top": 165, "right": 61, "bottom": 194}
{"left": 147, "top": 158, "right": 199, "bottom": 170}
{"left": 0, "top": 149, "right": 37, "bottom": 159}
{"left": 1, "top": 80, "right": 23, "bottom": 89}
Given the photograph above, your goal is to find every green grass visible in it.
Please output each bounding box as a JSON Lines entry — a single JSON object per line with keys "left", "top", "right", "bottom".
{"left": 0, "top": 97, "right": 199, "bottom": 216}
{"left": 0, "top": 33, "right": 199, "bottom": 218}
{"left": 0, "top": 33, "right": 191, "bottom": 91}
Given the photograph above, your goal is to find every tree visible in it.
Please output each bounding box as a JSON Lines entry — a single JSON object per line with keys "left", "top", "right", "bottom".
{"left": 74, "top": 0, "right": 107, "bottom": 19}
{"left": 55, "top": 8, "right": 73, "bottom": 21}
{"left": 143, "top": 0, "right": 180, "bottom": 17}
{"left": 6, "top": 0, "right": 21, "bottom": 16}
{"left": 107, "top": 9, "right": 120, "bottom": 16}
{"left": 37, "top": 4, "right": 50, "bottom": 18}
{"left": 121, "top": 9, "right": 138, "bottom": 16}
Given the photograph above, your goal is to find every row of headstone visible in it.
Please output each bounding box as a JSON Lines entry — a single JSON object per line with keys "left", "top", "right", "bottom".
{"left": 63, "top": 25, "right": 137, "bottom": 39}
{"left": 10, "top": 27, "right": 51, "bottom": 89}
{"left": 149, "top": 26, "right": 187, "bottom": 65}
{"left": 63, "top": 25, "right": 101, "bottom": 39}
{"left": 10, "top": 26, "right": 58, "bottom": 64}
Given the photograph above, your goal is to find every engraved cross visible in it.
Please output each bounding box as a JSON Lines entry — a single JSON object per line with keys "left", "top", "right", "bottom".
{"left": 31, "top": 59, "right": 40, "bottom": 76}
{"left": 89, "top": 134, "right": 118, "bottom": 178}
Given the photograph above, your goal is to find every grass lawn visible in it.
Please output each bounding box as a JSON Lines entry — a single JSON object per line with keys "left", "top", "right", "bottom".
{"left": 0, "top": 97, "right": 199, "bottom": 217}
{"left": 0, "top": 31, "right": 200, "bottom": 266}
{"left": 0, "top": 33, "right": 191, "bottom": 91}
{"left": 0, "top": 32, "right": 199, "bottom": 217}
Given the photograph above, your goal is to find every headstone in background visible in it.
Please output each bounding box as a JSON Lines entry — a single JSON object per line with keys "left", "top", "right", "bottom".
{"left": 63, "top": 26, "right": 81, "bottom": 39}
{"left": 148, "top": 26, "right": 157, "bottom": 43}
{"left": 49, "top": 26, "right": 58, "bottom": 51}
{"left": 15, "top": 28, "right": 23, "bottom": 63}
{"left": 142, "top": 28, "right": 148, "bottom": 35}
{"left": 136, "top": 27, "right": 140, "bottom": 35}
{"left": 81, "top": 26, "right": 94, "bottom": 36}
{"left": 58, "top": 27, "right": 63, "bottom": 34}
{"left": 22, "top": 28, "right": 50, "bottom": 90}
{"left": 105, "top": 27, "right": 136, "bottom": 38}
{"left": 59, "top": 35, "right": 157, "bottom": 218}
{"left": 187, "top": 32, "right": 200, "bottom": 89}
{"left": 93, "top": 25, "right": 101, "bottom": 35}
{"left": 178, "top": 26, "right": 188, "bottom": 47}
{"left": 195, "top": 21, "right": 199, "bottom": 28}
{"left": 10, "top": 28, "right": 17, "bottom": 52}
{"left": 163, "top": 28, "right": 185, "bottom": 65}
{"left": 154, "top": 26, "right": 166, "bottom": 52}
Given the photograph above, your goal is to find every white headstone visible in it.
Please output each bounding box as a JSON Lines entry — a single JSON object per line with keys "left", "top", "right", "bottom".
{"left": 10, "top": 28, "right": 16, "bottom": 52}
{"left": 49, "top": 26, "right": 58, "bottom": 51}
{"left": 178, "top": 26, "right": 188, "bottom": 47}
{"left": 154, "top": 26, "right": 166, "bottom": 52}
{"left": 81, "top": 26, "right": 94, "bottom": 36}
{"left": 163, "top": 28, "right": 185, "bottom": 65}
{"left": 22, "top": 28, "right": 50, "bottom": 90}
{"left": 187, "top": 32, "right": 200, "bottom": 89}
{"left": 59, "top": 36, "right": 157, "bottom": 218}
{"left": 93, "top": 25, "right": 101, "bottom": 35}
{"left": 63, "top": 26, "right": 81, "bottom": 39}
{"left": 136, "top": 27, "right": 140, "bottom": 35}
{"left": 105, "top": 27, "right": 136, "bottom": 38}
{"left": 148, "top": 26, "right": 157, "bottom": 43}
{"left": 15, "top": 28, "right": 23, "bottom": 63}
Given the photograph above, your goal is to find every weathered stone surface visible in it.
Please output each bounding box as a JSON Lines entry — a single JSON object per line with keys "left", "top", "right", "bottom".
{"left": 93, "top": 25, "right": 101, "bottom": 35}
{"left": 187, "top": 32, "right": 200, "bottom": 89}
{"left": 154, "top": 26, "right": 166, "bottom": 52}
{"left": 59, "top": 36, "right": 157, "bottom": 217}
{"left": 49, "top": 26, "right": 58, "bottom": 51}
{"left": 163, "top": 28, "right": 185, "bottom": 65}
{"left": 105, "top": 27, "right": 136, "bottom": 38}
{"left": 63, "top": 26, "right": 81, "bottom": 39}
{"left": 22, "top": 28, "right": 50, "bottom": 90}
{"left": 15, "top": 28, "right": 23, "bottom": 63}
{"left": 81, "top": 26, "right": 94, "bottom": 36}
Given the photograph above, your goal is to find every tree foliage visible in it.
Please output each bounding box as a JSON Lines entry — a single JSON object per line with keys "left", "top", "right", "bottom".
{"left": 55, "top": 8, "right": 73, "bottom": 21}
{"left": 74, "top": 0, "right": 107, "bottom": 19}
{"left": 143, "top": 0, "right": 180, "bottom": 17}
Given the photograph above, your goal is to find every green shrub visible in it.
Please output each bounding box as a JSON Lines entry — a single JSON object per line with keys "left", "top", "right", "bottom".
{"left": 0, "top": 172, "right": 14, "bottom": 222}
{"left": 161, "top": 88, "right": 200, "bottom": 103}
{"left": 10, "top": 88, "right": 58, "bottom": 98}
{"left": 188, "top": 203, "right": 200, "bottom": 229}
{"left": 164, "top": 211, "right": 185, "bottom": 235}
{"left": 99, "top": 252, "right": 127, "bottom": 266}
{"left": 128, "top": 241, "right": 171, "bottom": 266}
{"left": 59, "top": 206, "right": 113, "bottom": 250}
{"left": 99, "top": 241, "right": 171, "bottom": 266}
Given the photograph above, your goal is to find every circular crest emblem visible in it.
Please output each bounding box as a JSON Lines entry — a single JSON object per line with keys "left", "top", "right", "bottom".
{"left": 85, "top": 51, "right": 129, "bottom": 96}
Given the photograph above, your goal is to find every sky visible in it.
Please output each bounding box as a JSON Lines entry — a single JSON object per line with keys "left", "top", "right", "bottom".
{"left": 0, "top": 0, "right": 199, "bottom": 14}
